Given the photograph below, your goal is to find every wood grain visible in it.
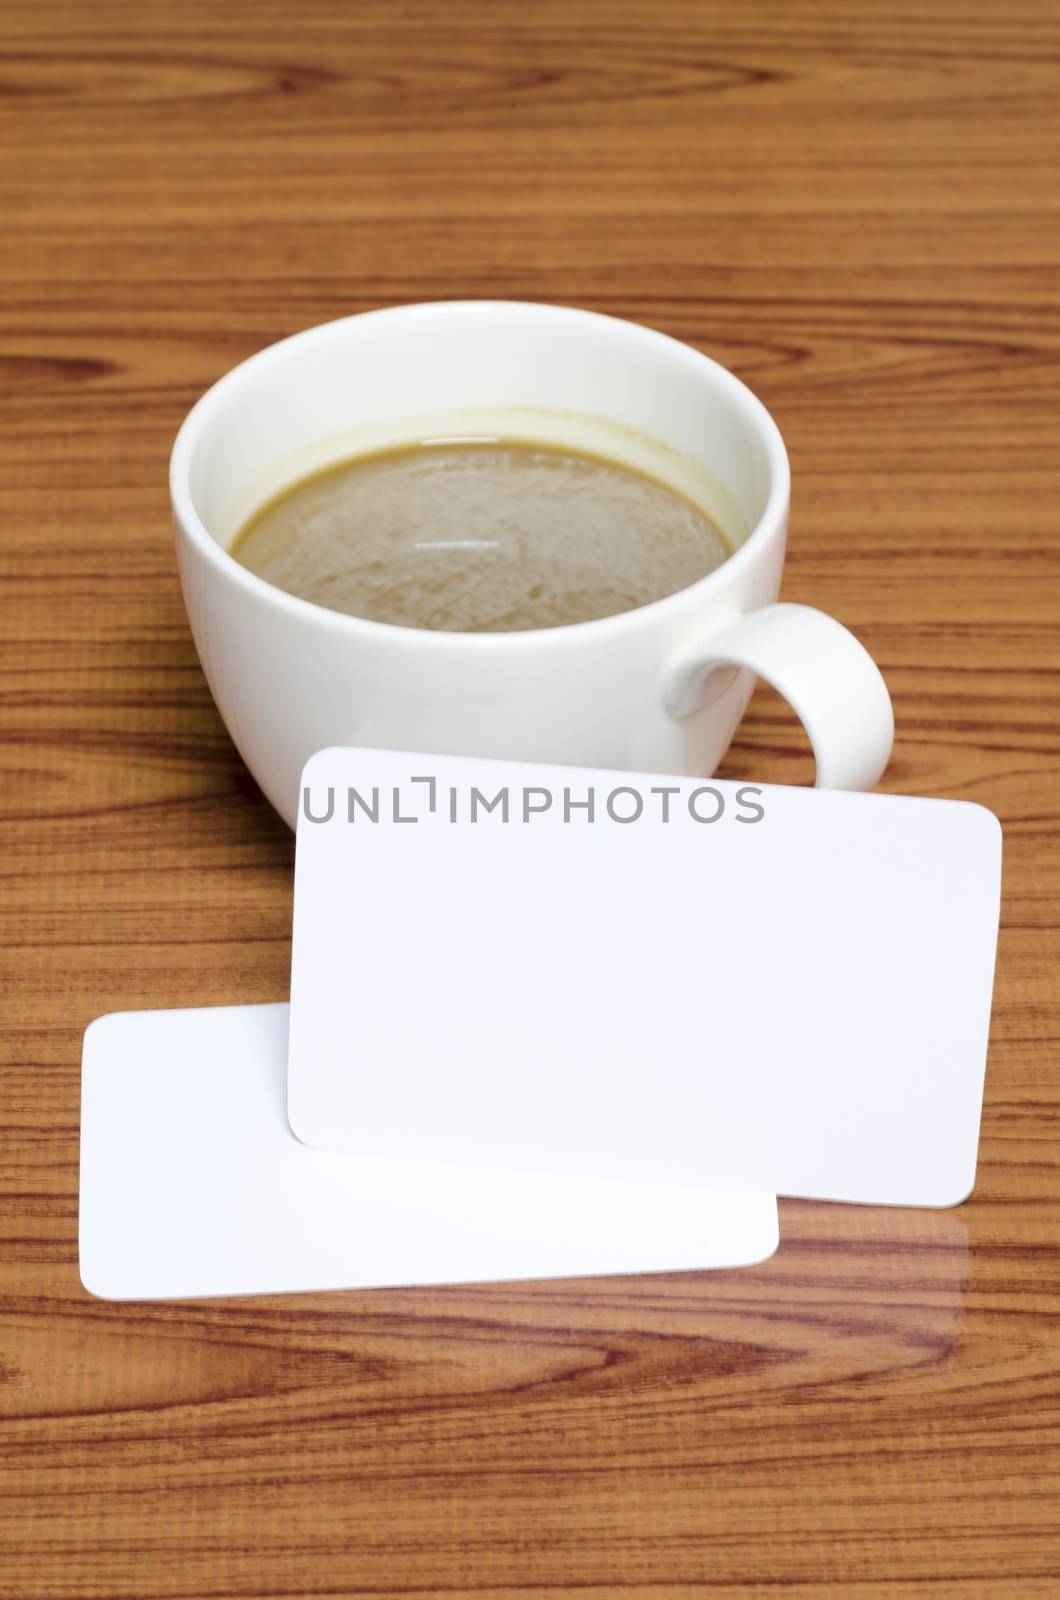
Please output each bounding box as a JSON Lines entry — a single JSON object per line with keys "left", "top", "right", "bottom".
{"left": 1, "top": 1, "right": 1059, "bottom": 1594}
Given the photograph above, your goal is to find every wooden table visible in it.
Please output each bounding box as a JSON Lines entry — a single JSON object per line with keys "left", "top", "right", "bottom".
{"left": 2, "top": 2, "right": 1058, "bottom": 1594}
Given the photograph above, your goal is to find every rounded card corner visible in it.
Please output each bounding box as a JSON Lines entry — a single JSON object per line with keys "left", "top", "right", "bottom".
{"left": 78, "top": 1251, "right": 121, "bottom": 1303}
{"left": 299, "top": 746, "right": 347, "bottom": 786}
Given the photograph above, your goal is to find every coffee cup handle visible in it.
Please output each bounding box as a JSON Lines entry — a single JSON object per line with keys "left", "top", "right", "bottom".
{"left": 661, "top": 602, "right": 894, "bottom": 790}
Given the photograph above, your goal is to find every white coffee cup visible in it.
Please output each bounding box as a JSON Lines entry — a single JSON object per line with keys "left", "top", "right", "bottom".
{"left": 171, "top": 301, "right": 893, "bottom": 827}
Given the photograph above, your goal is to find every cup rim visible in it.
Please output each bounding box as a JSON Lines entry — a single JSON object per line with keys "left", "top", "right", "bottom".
{"left": 169, "top": 300, "right": 791, "bottom": 651}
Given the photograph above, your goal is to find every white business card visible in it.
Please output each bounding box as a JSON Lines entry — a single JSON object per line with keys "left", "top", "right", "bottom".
{"left": 79, "top": 1004, "right": 780, "bottom": 1300}
{"left": 289, "top": 747, "right": 1002, "bottom": 1207}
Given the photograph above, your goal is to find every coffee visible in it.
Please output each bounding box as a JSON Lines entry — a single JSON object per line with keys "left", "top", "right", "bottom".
{"left": 230, "top": 438, "right": 732, "bottom": 632}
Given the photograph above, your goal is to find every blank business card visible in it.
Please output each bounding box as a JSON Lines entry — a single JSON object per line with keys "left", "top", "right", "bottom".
{"left": 79, "top": 1003, "right": 780, "bottom": 1301}
{"left": 288, "top": 748, "right": 1002, "bottom": 1208}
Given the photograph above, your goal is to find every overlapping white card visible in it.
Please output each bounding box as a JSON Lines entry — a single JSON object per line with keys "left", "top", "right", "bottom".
{"left": 79, "top": 1003, "right": 779, "bottom": 1300}
{"left": 289, "top": 748, "right": 1002, "bottom": 1208}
